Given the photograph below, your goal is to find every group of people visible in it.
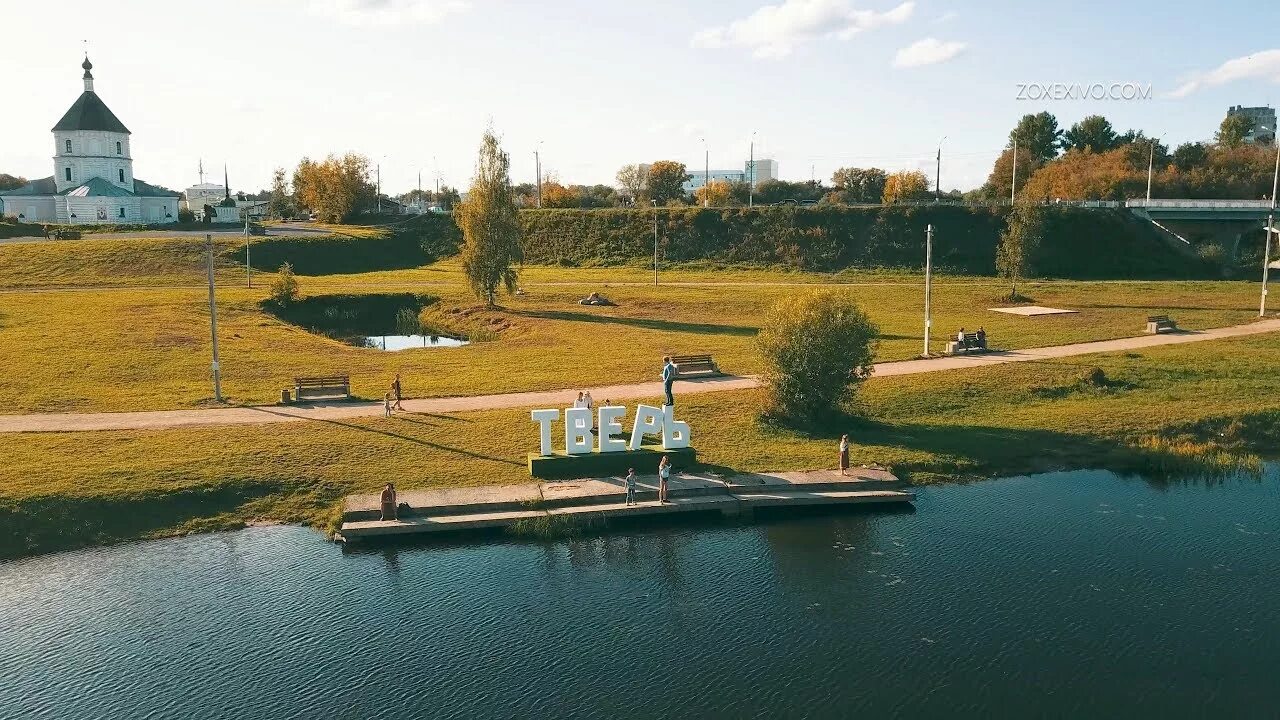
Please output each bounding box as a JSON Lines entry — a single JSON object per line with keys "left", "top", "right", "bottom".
{"left": 955, "top": 326, "right": 987, "bottom": 350}
{"left": 623, "top": 455, "right": 673, "bottom": 506}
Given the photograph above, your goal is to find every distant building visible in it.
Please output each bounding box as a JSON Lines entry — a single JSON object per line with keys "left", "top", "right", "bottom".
{"left": 0, "top": 57, "right": 180, "bottom": 224}
{"left": 683, "top": 159, "right": 779, "bottom": 193}
{"left": 1226, "top": 105, "right": 1276, "bottom": 144}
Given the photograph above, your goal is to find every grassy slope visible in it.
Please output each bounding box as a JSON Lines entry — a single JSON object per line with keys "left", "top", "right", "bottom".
{"left": 0, "top": 239, "right": 1262, "bottom": 412}
{"left": 3, "top": 332, "right": 1278, "bottom": 559}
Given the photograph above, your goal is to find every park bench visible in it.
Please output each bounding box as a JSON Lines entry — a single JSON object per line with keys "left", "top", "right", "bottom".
{"left": 945, "top": 332, "right": 988, "bottom": 355}
{"left": 670, "top": 354, "right": 722, "bottom": 379}
{"left": 293, "top": 375, "right": 351, "bottom": 402}
{"left": 1146, "top": 314, "right": 1177, "bottom": 334}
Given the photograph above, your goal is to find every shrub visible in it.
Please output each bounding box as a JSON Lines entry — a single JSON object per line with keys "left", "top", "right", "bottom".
{"left": 178, "top": 207, "right": 195, "bottom": 224}
{"left": 757, "top": 291, "right": 879, "bottom": 427}
{"left": 269, "top": 262, "right": 300, "bottom": 305}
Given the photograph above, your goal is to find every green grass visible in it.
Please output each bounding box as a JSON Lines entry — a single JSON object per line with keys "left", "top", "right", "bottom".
{"left": 2, "top": 332, "right": 1278, "bottom": 559}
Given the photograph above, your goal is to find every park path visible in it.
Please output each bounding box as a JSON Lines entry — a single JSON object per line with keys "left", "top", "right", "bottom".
{"left": 2, "top": 318, "right": 1278, "bottom": 434}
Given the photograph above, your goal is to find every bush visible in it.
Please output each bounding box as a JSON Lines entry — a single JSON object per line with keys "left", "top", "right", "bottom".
{"left": 178, "top": 207, "right": 195, "bottom": 224}
{"left": 269, "top": 262, "right": 300, "bottom": 305}
{"left": 757, "top": 291, "right": 879, "bottom": 427}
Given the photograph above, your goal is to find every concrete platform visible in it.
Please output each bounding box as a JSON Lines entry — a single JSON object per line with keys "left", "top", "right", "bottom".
{"left": 338, "top": 468, "right": 914, "bottom": 542}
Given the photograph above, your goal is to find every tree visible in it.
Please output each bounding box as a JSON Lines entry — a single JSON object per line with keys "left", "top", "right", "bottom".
{"left": 1216, "top": 113, "right": 1252, "bottom": 149}
{"left": 457, "top": 129, "right": 522, "bottom": 306}
{"left": 1062, "top": 115, "right": 1118, "bottom": 153}
{"left": 539, "top": 180, "right": 577, "bottom": 208}
{"left": 882, "top": 170, "right": 930, "bottom": 203}
{"left": 1011, "top": 112, "right": 1063, "bottom": 163}
{"left": 1118, "top": 131, "right": 1169, "bottom": 170}
{"left": 268, "top": 168, "right": 293, "bottom": 218}
{"left": 756, "top": 291, "right": 879, "bottom": 427}
{"left": 269, "top": 262, "right": 300, "bottom": 305}
{"left": 995, "top": 203, "right": 1044, "bottom": 301}
{"left": 1019, "top": 147, "right": 1143, "bottom": 201}
{"left": 0, "top": 174, "right": 27, "bottom": 191}
{"left": 291, "top": 153, "right": 376, "bottom": 223}
{"left": 644, "top": 161, "right": 689, "bottom": 205}
{"left": 753, "top": 179, "right": 824, "bottom": 204}
{"left": 831, "top": 167, "right": 887, "bottom": 203}
{"left": 694, "top": 179, "right": 733, "bottom": 206}
{"left": 1173, "top": 142, "right": 1209, "bottom": 172}
{"left": 980, "top": 146, "right": 1041, "bottom": 201}
{"left": 615, "top": 164, "right": 647, "bottom": 204}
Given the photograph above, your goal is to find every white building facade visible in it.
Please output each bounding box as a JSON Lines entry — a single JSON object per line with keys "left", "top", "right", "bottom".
{"left": 683, "top": 159, "right": 779, "bottom": 192}
{"left": 0, "top": 57, "right": 180, "bottom": 224}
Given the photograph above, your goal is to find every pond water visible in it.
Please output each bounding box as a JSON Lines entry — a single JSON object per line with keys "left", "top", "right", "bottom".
{"left": 359, "top": 334, "right": 468, "bottom": 351}
{"left": 2, "top": 466, "right": 1278, "bottom": 719}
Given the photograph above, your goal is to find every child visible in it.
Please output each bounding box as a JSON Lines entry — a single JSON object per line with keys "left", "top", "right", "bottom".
{"left": 625, "top": 468, "right": 637, "bottom": 506}
{"left": 658, "top": 455, "right": 671, "bottom": 503}
{"left": 383, "top": 392, "right": 393, "bottom": 418}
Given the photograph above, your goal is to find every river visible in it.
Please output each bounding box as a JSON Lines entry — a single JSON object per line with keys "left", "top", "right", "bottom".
{"left": 2, "top": 467, "right": 1277, "bottom": 718}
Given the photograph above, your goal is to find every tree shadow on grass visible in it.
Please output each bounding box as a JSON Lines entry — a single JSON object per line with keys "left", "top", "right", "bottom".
{"left": 308, "top": 416, "right": 523, "bottom": 468}
{"left": 510, "top": 309, "right": 758, "bottom": 337}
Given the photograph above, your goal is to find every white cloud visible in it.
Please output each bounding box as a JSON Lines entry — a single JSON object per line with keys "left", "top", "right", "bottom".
{"left": 310, "top": 0, "right": 470, "bottom": 27}
{"left": 934, "top": 10, "right": 957, "bottom": 23}
{"left": 892, "top": 37, "right": 966, "bottom": 67}
{"left": 1169, "top": 49, "right": 1280, "bottom": 98}
{"left": 692, "top": 0, "right": 915, "bottom": 59}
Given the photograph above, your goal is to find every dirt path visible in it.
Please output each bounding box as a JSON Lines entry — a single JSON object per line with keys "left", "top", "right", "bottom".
{"left": 2, "top": 318, "right": 1277, "bottom": 433}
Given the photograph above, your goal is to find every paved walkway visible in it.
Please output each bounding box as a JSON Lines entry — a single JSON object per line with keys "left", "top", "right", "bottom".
{"left": 2, "top": 318, "right": 1277, "bottom": 434}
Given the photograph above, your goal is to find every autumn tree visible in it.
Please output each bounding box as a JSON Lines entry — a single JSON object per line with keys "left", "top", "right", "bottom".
{"left": 1019, "top": 147, "right": 1143, "bottom": 201}
{"left": 1011, "top": 112, "right": 1063, "bottom": 163}
{"left": 1062, "top": 115, "right": 1118, "bottom": 153}
{"left": 882, "top": 170, "right": 930, "bottom": 203}
{"left": 694, "top": 179, "right": 733, "bottom": 206}
{"left": 1173, "top": 142, "right": 1209, "bottom": 172}
{"left": 539, "top": 180, "right": 577, "bottom": 208}
{"left": 981, "top": 146, "right": 1042, "bottom": 201}
{"left": 268, "top": 168, "right": 293, "bottom": 218}
{"left": 644, "top": 161, "right": 689, "bottom": 205}
{"left": 457, "top": 129, "right": 522, "bottom": 306}
{"left": 615, "top": 164, "right": 647, "bottom": 204}
{"left": 996, "top": 203, "right": 1044, "bottom": 301}
{"left": 0, "top": 173, "right": 27, "bottom": 191}
{"left": 830, "top": 167, "right": 887, "bottom": 203}
{"left": 1216, "top": 113, "right": 1252, "bottom": 149}
{"left": 291, "top": 153, "right": 376, "bottom": 223}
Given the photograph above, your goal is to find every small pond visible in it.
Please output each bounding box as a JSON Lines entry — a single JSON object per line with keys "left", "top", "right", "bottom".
{"left": 359, "top": 334, "right": 469, "bottom": 351}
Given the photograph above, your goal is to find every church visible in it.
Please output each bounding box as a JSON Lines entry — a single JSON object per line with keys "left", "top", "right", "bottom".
{"left": 0, "top": 57, "right": 180, "bottom": 225}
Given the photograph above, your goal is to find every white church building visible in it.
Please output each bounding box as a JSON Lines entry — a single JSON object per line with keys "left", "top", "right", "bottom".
{"left": 0, "top": 57, "right": 180, "bottom": 225}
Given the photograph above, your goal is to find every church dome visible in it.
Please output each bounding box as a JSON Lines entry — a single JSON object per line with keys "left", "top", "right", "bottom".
{"left": 82, "top": 57, "right": 93, "bottom": 74}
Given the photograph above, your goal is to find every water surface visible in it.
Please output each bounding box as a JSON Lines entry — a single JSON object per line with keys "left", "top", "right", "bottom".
{"left": 2, "top": 467, "right": 1277, "bottom": 718}
{"left": 359, "top": 334, "right": 468, "bottom": 351}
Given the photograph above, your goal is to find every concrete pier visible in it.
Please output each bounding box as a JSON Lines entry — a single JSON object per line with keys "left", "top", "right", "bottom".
{"left": 337, "top": 468, "right": 914, "bottom": 542}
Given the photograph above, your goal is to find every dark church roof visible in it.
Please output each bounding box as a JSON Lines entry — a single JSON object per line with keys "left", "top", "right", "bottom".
{"left": 0, "top": 176, "right": 181, "bottom": 199}
{"left": 52, "top": 91, "right": 131, "bottom": 134}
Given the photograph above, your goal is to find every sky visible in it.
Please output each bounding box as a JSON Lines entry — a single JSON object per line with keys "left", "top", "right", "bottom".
{"left": 1, "top": 0, "right": 1278, "bottom": 196}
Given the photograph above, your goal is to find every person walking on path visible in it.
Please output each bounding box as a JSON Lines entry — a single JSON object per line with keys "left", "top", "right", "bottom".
{"left": 839, "top": 434, "right": 850, "bottom": 476}
{"left": 391, "top": 373, "right": 405, "bottom": 411}
{"left": 383, "top": 392, "right": 393, "bottom": 418}
{"left": 658, "top": 455, "right": 672, "bottom": 504}
{"left": 624, "top": 468, "right": 637, "bottom": 506}
{"left": 661, "top": 357, "right": 678, "bottom": 407}
{"left": 380, "top": 482, "right": 398, "bottom": 521}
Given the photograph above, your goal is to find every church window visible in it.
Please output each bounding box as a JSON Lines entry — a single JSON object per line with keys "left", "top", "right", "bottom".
{"left": 65, "top": 139, "right": 72, "bottom": 153}
{"left": 116, "top": 141, "right": 122, "bottom": 155}
{"left": 65, "top": 167, "right": 72, "bottom": 181}
{"left": 119, "top": 169, "right": 125, "bottom": 183}
{"left": 119, "top": 207, "right": 126, "bottom": 218}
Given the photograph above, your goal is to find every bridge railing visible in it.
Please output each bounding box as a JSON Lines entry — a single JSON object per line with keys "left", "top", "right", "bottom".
{"left": 1125, "top": 199, "right": 1273, "bottom": 209}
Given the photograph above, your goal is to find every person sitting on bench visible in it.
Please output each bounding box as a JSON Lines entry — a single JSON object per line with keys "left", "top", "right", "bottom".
{"left": 976, "top": 327, "right": 986, "bottom": 349}
{"left": 956, "top": 327, "right": 968, "bottom": 350}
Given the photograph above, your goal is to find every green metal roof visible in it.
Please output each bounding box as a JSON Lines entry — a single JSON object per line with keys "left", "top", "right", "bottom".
{"left": 52, "top": 91, "right": 131, "bottom": 134}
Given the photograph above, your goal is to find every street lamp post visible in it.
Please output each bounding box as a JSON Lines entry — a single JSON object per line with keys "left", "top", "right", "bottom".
{"left": 701, "top": 137, "right": 710, "bottom": 207}
{"left": 205, "top": 234, "right": 222, "bottom": 403}
{"left": 935, "top": 136, "right": 946, "bottom": 202}
{"left": 652, "top": 200, "right": 659, "bottom": 285}
{"left": 1010, "top": 136, "right": 1018, "bottom": 204}
{"left": 1146, "top": 139, "right": 1156, "bottom": 202}
{"left": 1261, "top": 127, "right": 1279, "bottom": 316}
{"left": 924, "top": 224, "right": 934, "bottom": 356}
{"left": 748, "top": 131, "right": 757, "bottom": 208}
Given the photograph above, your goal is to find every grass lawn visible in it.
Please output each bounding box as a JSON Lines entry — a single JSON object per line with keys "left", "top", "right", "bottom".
{"left": 0, "top": 248, "right": 1265, "bottom": 412}
{"left": 2, "top": 332, "right": 1278, "bottom": 559}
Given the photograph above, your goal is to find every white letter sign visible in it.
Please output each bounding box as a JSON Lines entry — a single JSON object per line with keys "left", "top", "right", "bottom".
{"left": 629, "top": 404, "right": 664, "bottom": 451}
{"left": 531, "top": 409, "right": 559, "bottom": 456}
{"left": 661, "top": 404, "right": 690, "bottom": 450}
{"left": 564, "top": 407, "right": 593, "bottom": 455}
{"left": 598, "top": 406, "right": 627, "bottom": 453}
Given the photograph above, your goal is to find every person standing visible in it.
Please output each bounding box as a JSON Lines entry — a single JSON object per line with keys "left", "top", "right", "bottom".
{"left": 391, "top": 373, "right": 404, "bottom": 410}
{"left": 380, "top": 483, "right": 398, "bottom": 521}
{"left": 839, "top": 434, "right": 850, "bottom": 476}
{"left": 658, "top": 455, "right": 672, "bottom": 504}
{"left": 383, "top": 392, "right": 393, "bottom": 418}
{"left": 624, "top": 468, "right": 637, "bottom": 507}
{"left": 661, "top": 357, "right": 677, "bottom": 407}
{"left": 573, "top": 391, "right": 586, "bottom": 409}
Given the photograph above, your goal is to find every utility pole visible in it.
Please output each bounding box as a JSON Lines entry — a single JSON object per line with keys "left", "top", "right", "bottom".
{"left": 376, "top": 163, "right": 382, "bottom": 213}
{"left": 748, "top": 134, "right": 756, "bottom": 208}
{"left": 206, "top": 234, "right": 222, "bottom": 403}
{"left": 1010, "top": 137, "right": 1018, "bottom": 204}
{"left": 1146, "top": 140, "right": 1156, "bottom": 202}
{"left": 245, "top": 224, "right": 252, "bottom": 288}
{"left": 924, "top": 224, "right": 934, "bottom": 356}
{"left": 535, "top": 148, "right": 542, "bottom": 208}
{"left": 652, "top": 200, "right": 659, "bottom": 286}
{"left": 935, "top": 136, "right": 946, "bottom": 202}
{"left": 704, "top": 141, "right": 710, "bottom": 207}
{"left": 1261, "top": 136, "right": 1279, "bottom": 316}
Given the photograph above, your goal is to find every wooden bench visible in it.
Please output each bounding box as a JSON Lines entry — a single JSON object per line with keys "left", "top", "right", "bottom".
{"left": 945, "top": 332, "right": 988, "bottom": 355}
{"left": 293, "top": 375, "right": 351, "bottom": 402}
{"left": 670, "top": 354, "right": 722, "bottom": 379}
{"left": 1146, "top": 314, "right": 1177, "bottom": 334}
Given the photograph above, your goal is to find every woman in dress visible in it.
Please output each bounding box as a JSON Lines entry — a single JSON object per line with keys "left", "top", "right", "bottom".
{"left": 380, "top": 483, "right": 398, "bottom": 521}
{"left": 839, "top": 434, "right": 850, "bottom": 476}
{"left": 658, "top": 455, "right": 672, "bottom": 504}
